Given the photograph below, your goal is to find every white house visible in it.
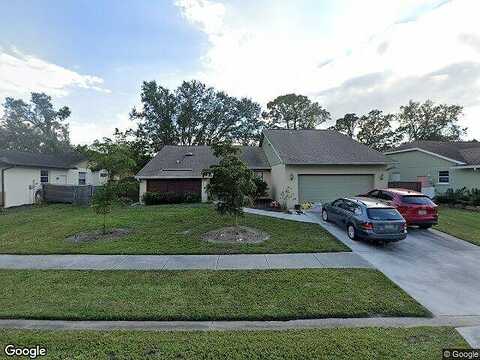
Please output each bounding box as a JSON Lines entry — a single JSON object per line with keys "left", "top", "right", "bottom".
{"left": 0, "top": 150, "right": 108, "bottom": 208}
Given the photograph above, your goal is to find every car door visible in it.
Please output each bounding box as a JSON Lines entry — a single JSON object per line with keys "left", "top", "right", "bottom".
{"left": 328, "top": 199, "right": 344, "bottom": 223}
{"left": 337, "top": 200, "right": 354, "bottom": 226}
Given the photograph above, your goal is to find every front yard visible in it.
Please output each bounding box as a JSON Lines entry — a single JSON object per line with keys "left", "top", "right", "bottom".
{"left": 0, "top": 204, "right": 348, "bottom": 254}
{"left": 0, "top": 327, "right": 467, "bottom": 359}
{"left": 436, "top": 207, "right": 480, "bottom": 246}
{"left": 0, "top": 269, "right": 428, "bottom": 321}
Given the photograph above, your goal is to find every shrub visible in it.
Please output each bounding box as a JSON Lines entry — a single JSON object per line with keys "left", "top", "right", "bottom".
{"left": 469, "top": 188, "right": 480, "bottom": 206}
{"left": 252, "top": 177, "right": 268, "bottom": 200}
{"left": 435, "top": 187, "right": 480, "bottom": 206}
{"left": 92, "top": 183, "right": 117, "bottom": 234}
{"left": 142, "top": 191, "right": 200, "bottom": 205}
{"left": 113, "top": 177, "right": 140, "bottom": 203}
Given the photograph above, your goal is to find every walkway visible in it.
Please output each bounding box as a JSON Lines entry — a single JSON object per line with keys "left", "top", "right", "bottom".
{"left": 0, "top": 252, "right": 372, "bottom": 270}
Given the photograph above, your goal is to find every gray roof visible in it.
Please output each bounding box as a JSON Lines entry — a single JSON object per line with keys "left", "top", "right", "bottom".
{"left": 389, "top": 141, "right": 480, "bottom": 165}
{"left": 136, "top": 145, "right": 270, "bottom": 178}
{"left": 0, "top": 150, "right": 86, "bottom": 169}
{"left": 262, "top": 129, "right": 389, "bottom": 165}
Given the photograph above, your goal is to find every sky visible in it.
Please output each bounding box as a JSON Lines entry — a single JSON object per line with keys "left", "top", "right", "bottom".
{"left": 0, "top": 0, "right": 479, "bottom": 144}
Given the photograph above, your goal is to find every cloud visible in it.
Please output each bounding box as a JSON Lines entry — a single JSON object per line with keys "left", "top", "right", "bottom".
{"left": 175, "top": 0, "right": 480, "bottom": 138}
{"left": 0, "top": 48, "right": 110, "bottom": 99}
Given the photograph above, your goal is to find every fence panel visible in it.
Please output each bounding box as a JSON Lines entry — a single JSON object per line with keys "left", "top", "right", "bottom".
{"left": 387, "top": 181, "right": 422, "bottom": 192}
{"left": 42, "top": 184, "right": 97, "bottom": 205}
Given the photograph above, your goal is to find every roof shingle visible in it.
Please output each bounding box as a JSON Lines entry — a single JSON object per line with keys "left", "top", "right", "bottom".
{"left": 136, "top": 145, "right": 270, "bottom": 178}
{"left": 0, "top": 150, "right": 86, "bottom": 169}
{"left": 262, "top": 129, "right": 389, "bottom": 165}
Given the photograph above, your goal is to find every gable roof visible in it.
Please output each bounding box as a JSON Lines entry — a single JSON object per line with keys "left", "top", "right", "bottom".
{"left": 262, "top": 129, "right": 389, "bottom": 165}
{"left": 136, "top": 145, "right": 270, "bottom": 178}
{"left": 0, "top": 150, "right": 86, "bottom": 169}
{"left": 385, "top": 141, "right": 480, "bottom": 165}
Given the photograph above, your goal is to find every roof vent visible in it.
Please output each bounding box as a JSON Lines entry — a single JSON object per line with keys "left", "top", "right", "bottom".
{"left": 185, "top": 152, "right": 194, "bottom": 156}
{"left": 176, "top": 160, "right": 181, "bottom": 164}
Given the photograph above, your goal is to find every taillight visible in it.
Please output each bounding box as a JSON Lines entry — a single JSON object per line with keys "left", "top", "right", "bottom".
{"left": 360, "top": 222, "right": 374, "bottom": 230}
{"left": 400, "top": 223, "right": 407, "bottom": 233}
{"left": 397, "top": 206, "right": 409, "bottom": 214}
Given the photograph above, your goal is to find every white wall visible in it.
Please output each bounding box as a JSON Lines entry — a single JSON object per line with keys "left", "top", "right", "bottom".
{"left": 139, "top": 179, "right": 147, "bottom": 203}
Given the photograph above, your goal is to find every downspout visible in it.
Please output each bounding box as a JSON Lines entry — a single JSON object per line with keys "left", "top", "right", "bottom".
{"left": 1, "top": 166, "right": 14, "bottom": 208}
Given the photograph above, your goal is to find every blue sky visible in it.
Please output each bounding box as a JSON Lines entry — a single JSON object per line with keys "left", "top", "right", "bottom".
{"left": 0, "top": 0, "right": 479, "bottom": 143}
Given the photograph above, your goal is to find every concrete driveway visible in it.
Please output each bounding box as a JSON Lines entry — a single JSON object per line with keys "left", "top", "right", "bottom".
{"left": 309, "top": 212, "right": 480, "bottom": 317}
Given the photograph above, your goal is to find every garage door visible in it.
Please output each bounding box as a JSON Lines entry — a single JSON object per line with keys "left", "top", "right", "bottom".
{"left": 298, "top": 174, "right": 374, "bottom": 204}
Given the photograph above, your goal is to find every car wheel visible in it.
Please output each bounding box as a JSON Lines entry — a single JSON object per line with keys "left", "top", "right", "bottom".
{"left": 419, "top": 224, "right": 432, "bottom": 229}
{"left": 322, "top": 209, "right": 329, "bottom": 222}
{"left": 347, "top": 224, "right": 357, "bottom": 240}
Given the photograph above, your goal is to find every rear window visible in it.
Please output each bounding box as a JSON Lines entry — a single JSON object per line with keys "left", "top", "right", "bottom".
{"left": 367, "top": 208, "right": 403, "bottom": 221}
{"left": 401, "top": 196, "right": 434, "bottom": 205}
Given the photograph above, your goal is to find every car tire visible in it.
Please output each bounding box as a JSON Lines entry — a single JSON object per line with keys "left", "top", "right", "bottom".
{"left": 419, "top": 224, "right": 432, "bottom": 229}
{"left": 322, "top": 209, "right": 329, "bottom": 222}
{"left": 347, "top": 224, "right": 357, "bottom": 240}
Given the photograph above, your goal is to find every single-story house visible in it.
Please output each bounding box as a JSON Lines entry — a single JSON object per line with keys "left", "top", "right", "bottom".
{"left": 385, "top": 140, "right": 480, "bottom": 195}
{"left": 0, "top": 150, "right": 108, "bottom": 208}
{"left": 136, "top": 129, "right": 389, "bottom": 208}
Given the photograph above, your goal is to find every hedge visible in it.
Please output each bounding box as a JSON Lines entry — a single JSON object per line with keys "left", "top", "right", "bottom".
{"left": 143, "top": 191, "right": 201, "bottom": 205}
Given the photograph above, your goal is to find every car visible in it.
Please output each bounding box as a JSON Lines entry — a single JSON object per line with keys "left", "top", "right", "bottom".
{"left": 321, "top": 197, "right": 407, "bottom": 243}
{"left": 361, "top": 188, "right": 438, "bottom": 229}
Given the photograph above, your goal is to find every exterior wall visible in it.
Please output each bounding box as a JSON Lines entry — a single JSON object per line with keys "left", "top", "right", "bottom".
{"left": 3, "top": 167, "right": 42, "bottom": 208}
{"left": 261, "top": 136, "right": 282, "bottom": 166}
{"left": 201, "top": 178, "right": 209, "bottom": 202}
{"left": 272, "top": 164, "right": 388, "bottom": 209}
{"left": 385, "top": 150, "right": 479, "bottom": 193}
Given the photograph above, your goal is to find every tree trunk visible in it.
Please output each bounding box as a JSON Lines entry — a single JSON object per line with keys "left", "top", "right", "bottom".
{"left": 103, "top": 213, "right": 107, "bottom": 235}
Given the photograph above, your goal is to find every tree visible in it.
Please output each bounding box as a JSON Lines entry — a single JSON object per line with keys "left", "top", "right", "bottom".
{"left": 202, "top": 143, "right": 257, "bottom": 226}
{"left": 0, "top": 92, "right": 71, "bottom": 153}
{"left": 329, "top": 113, "right": 360, "bottom": 138}
{"left": 263, "top": 94, "right": 330, "bottom": 130}
{"left": 91, "top": 183, "right": 116, "bottom": 235}
{"left": 130, "top": 80, "right": 264, "bottom": 151}
{"left": 397, "top": 100, "right": 466, "bottom": 142}
{"left": 81, "top": 133, "right": 137, "bottom": 180}
{"left": 356, "top": 110, "right": 402, "bottom": 151}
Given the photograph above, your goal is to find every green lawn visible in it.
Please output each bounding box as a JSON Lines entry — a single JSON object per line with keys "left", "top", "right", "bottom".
{"left": 436, "top": 207, "right": 480, "bottom": 246}
{"left": 0, "top": 327, "right": 467, "bottom": 359}
{"left": 0, "top": 204, "right": 348, "bottom": 254}
{"left": 0, "top": 269, "right": 428, "bottom": 321}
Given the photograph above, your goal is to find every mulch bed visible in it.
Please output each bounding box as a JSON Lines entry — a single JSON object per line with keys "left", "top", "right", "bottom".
{"left": 202, "top": 226, "right": 270, "bottom": 244}
{"left": 65, "top": 229, "right": 132, "bottom": 244}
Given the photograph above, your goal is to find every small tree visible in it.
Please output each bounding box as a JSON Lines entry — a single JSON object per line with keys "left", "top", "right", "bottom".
{"left": 91, "top": 183, "right": 117, "bottom": 234}
{"left": 202, "top": 143, "right": 257, "bottom": 227}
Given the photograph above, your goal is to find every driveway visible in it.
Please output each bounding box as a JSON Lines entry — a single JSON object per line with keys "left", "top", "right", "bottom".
{"left": 309, "top": 212, "right": 480, "bottom": 317}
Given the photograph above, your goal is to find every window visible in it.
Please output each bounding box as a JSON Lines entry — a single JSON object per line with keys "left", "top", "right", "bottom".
{"left": 78, "top": 172, "right": 87, "bottom": 185}
{"left": 367, "top": 208, "right": 403, "bottom": 220}
{"left": 368, "top": 190, "right": 381, "bottom": 198}
{"left": 379, "top": 191, "right": 394, "bottom": 201}
{"left": 438, "top": 170, "right": 450, "bottom": 184}
{"left": 401, "top": 196, "right": 435, "bottom": 205}
{"left": 100, "top": 172, "right": 108, "bottom": 178}
{"left": 40, "top": 169, "right": 49, "bottom": 184}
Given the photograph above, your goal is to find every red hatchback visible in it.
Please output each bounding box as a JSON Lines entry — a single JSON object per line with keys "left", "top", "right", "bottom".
{"left": 362, "top": 188, "right": 438, "bottom": 228}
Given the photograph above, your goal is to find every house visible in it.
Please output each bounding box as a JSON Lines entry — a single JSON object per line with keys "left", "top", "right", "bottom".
{"left": 136, "top": 145, "right": 271, "bottom": 203}
{"left": 0, "top": 150, "right": 108, "bottom": 208}
{"left": 136, "top": 129, "right": 390, "bottom": 208}
{"left": 385, "top": 140, "right": 480, "bottom": 195}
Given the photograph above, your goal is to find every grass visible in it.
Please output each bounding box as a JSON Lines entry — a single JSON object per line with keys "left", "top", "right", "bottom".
{"left": 0, "top": 269, "right": 428, "bottom": 321}
{"left": 0, "top": 327, "right": 467, "bottom": 359}
{"left": 0, "top": 204, "right": 348, "bottom": 254}
{"left": 435, "top": 207, "right": 480, "bottom": 246}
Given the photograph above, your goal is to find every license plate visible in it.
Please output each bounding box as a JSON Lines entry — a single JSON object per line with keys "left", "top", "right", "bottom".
{"left": 384, "top": 224, "right": 395, "bottom": 230}
{"left": 418, "top": 210, "right": 427, "bottom": 215}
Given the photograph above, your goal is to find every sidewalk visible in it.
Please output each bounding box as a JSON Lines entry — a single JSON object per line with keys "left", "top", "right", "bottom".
{"left": 0, "top": 252, "right": 372, "bottom": 270}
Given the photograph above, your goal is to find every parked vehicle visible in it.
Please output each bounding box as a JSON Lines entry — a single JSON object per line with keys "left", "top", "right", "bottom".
{"left": 361, "top": 188, "right": 438, "bottom": 229}
{"left": 322, "top": 197, "right": 407, "bottom": 243}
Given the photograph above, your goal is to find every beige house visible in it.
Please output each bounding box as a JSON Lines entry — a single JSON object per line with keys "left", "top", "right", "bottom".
{"left": 0, "top": 150, "right": 108, "bottom": 208}
{"left": 136, "top": 129, "right": 389, "bottom": 208}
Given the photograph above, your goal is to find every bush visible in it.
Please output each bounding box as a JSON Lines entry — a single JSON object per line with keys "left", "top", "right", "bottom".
{"left": 435, "top": 187, "right": 480, "bottom": 206}
{"left": 143, "top": 191, "right": 201, "bottom": 205}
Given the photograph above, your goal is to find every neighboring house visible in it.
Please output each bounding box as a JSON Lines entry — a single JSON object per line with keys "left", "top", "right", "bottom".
{"left": 0, "top": 150, "right": 108, "bottom": 208}
{"left": 385, "top": 141, "right": 480, "bottom": 195}
{"left": 136, "top": 129, "right": 390, "bottom": 208}
{"left": 136, "top": 146, "right": 271, "bottom": 203}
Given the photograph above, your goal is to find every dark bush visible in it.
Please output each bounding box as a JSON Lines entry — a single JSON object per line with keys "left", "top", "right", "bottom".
{"left": 113, "top": 177, "right": 140, "bottom": 203}
{"left": 142, "top": 191, "right": 201, "bottom": 205}
{"left": 435, "top": 187, "right": 480, "bottom": 206}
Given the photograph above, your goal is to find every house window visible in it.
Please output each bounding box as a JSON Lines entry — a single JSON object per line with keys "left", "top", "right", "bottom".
{"left": 78, "top": 172, "right": 87, "bottom": 185}
{"left": 438, "top": 170, "right": 450, "bottom": 184}
{"left": 40, "top": 169, "right": 49, "bottom": 184}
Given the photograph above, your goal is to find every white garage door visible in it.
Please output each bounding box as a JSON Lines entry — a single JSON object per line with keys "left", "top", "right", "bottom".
{"left": 298, "top": 174, "right": 374, "bottom": 204}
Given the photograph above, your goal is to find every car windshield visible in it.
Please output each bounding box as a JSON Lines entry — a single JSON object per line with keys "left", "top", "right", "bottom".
{"left": 402, "top": 196, "right": 435, "bottom": 205}
{"left": 367, "top": 208, "right": 403, "bottom": 221}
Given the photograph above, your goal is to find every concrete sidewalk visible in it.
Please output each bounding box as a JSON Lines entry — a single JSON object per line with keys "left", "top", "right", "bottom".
{"left": 0, "top": 252, "right": 372, "bottom": 270}
{"left": 1, "top": 316, "right": 480, "bottom": 332}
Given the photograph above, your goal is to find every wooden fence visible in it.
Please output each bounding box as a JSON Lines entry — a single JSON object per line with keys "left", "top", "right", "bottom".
{"left": 42, "top": 184, "right": 98, "bottom": 205}
{"left": 388, "top": 181, "right": 422, "bottom": 192}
